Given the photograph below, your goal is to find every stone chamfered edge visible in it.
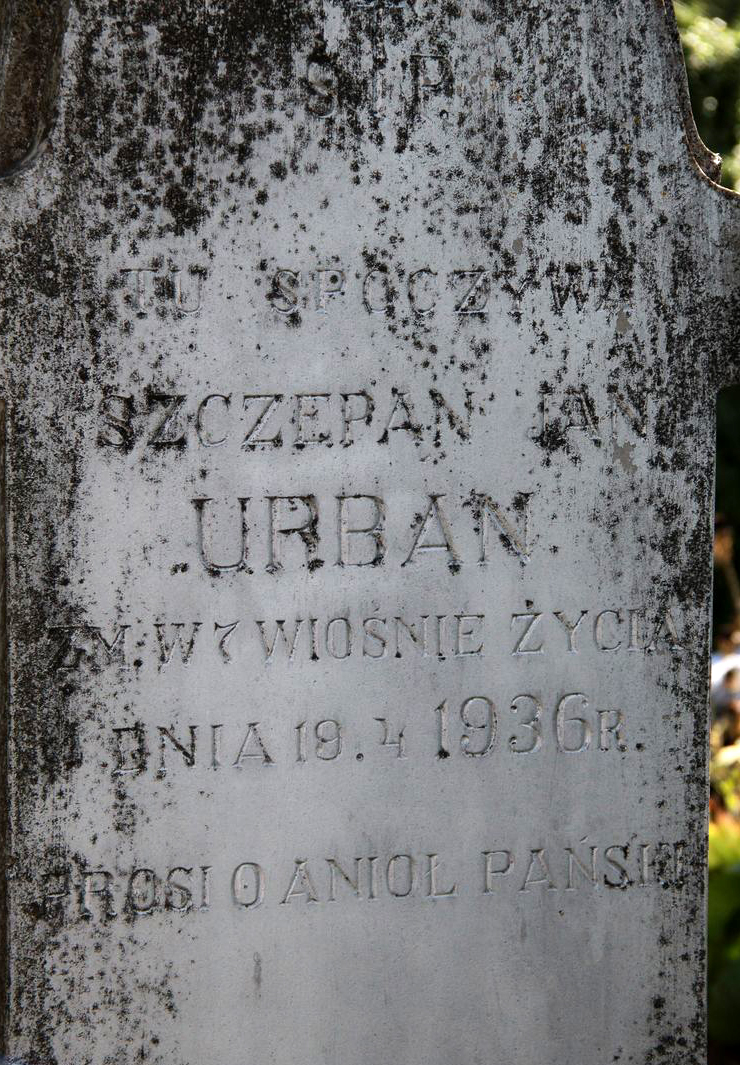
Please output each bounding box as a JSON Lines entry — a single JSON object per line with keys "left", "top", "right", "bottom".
{"left": 660, "top": 0, "right": 721, "bottom": 184}
{"left": 0, "top": 0, "right": 735, "bottom": 1056}
{"left": 0, "top": 0, "right": 68, "bottom": 179}
{"left": 655, "top": 1, "right": 740, "bottom": 391}
{"left": 0, "top": 397, "right": 5, "bottom": 1058}
{"left": 0, "top": 4, "right": 68, "bottom": 1050}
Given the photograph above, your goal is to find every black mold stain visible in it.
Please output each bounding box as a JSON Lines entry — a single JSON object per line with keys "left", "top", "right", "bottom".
{"left": 0, "top": 0, "right": 735, "bottom": 1062}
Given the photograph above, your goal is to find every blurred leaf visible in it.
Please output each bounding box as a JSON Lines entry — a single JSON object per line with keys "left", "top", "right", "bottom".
{"left": 710, "top": 819, "right": 740, "bottom": 870}
{"left": 709, "top": 959, "right": 740, "bottom": 1046}
{"left": 709, "top": 871, "right": 740, "bottom": 980}
{"left": 677, "top": 3, "right": 740, "bottom": 1051}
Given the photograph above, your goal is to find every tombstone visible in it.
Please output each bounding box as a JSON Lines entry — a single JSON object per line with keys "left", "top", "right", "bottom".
{"left": 0, "top": 1, "right": 737, "bottom": 1062}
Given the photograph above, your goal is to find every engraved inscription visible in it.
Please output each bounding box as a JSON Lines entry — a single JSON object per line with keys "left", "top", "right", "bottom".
{"left": 47, "top": 604, "right": 683, "bottom": 672}
{"left": 38, "top": 841, "right": 686, "bottom": 924}
{"left": 97, "top": 386, "right": 477, "bottom": 454}
{"left": 262, "top": 255, "right": 644, "bottom": 319}
{"left": 109, "top": 688, "right": 630, "bottom": 778}
{"left": 119, "top": 264, "right": 204, "bottom": 315}
{"left": 191, "top": 490, "right": 532, "bottom": 575}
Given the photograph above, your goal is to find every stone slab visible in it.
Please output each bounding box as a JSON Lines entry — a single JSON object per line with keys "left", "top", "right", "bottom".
{"left": 1, "top": 2, "right": 740, "bottom": 1063}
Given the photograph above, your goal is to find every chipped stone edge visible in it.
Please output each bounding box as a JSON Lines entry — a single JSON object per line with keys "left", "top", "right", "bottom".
{"left": 658, "top": 0, "right": 722, "bottom": 182}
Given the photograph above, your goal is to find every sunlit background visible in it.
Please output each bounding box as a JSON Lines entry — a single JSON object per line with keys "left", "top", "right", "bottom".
{"left": 677, "top": 3, "right": 740, "bottom": 1060}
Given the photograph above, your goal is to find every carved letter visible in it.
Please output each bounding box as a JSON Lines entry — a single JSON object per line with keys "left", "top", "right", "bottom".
{"left": 98, "top": 393, "right": 135, "bottom": 450}
{"left": 429, "top": 388, "right": 472, "bottom": 440}
{"left": 411, "top": 54, "right": 453, "bottom": 118}
{"left": 594, "top": 609, "right": 622, "bottom": 651}
{"left": 604, "top": 845, "right": 631, "bottom": 889}
{"left": 295, "top": 394, "right": 332, "bottom": 446}
{"left": 267, "top": 496, "right": 321, "bottom": 573}
{"left": 256, "top": 619, "right": 304, "bottom": 660}
{"left": 327, "top": 858, "right": 361, "bottom": 901}
{"left": 452, "top": 270, "right": 489, "bottom": 315}
{"left": 338, "top": 495, "right": 386, "bottom": 566}
{"left": 483, "top": 850, "right": 513, "bottom": 892}
{"left": 113, "top": 725, "right": 146, "bottom": 775}
{"left": 171, "top": 268, "right": 203, "bottom": 314}
{"left": 427, "top": 854, "right": 457, "bottom": 898}
{"left": 475, "top": 492, "right": 531, "bottom": 563}
{"left": 242, "top": 395, "right": 283, "bottom": 450}
{"left": 233, "top": 723, "right": 274, "bottom": 767}
{"left": 155, "top": 622, "right": 201, "bottom": 665}
{"left": 315, "top": 268, "right": 345, "bottom": 311}
{"left": 268, "top": 269, "right": 300, "bottom": 313}
{"left": 341, "top": 391, "right": 374, "bottom": 445}
{"left": 598, "top": 710, "right": 627, "bottom": 752}
{"left": 158, "top": 726, "right": 197, "bottom": 776}
{"left": 147, "top": 393, "right": 187, "bottom": 447}
{"left": 408, "top": 268, "right": 437, "bottom": 314}
{"left": 609, "top": 385, "right": 647, "bottom": 439}
{"left": 121, "top": 266, "right": 156, "bottom": 310}
{"left": 281, "top": 860, "right": 319, "bottom": 904}
{"left": 93, "top": 624, "right": 129, "bottom": 664}
{"left": 566, "top": 842, "right": 598, "bottom": 890}
{"left": 192, "top": 497, "right": 251, "bottom": 575}
{"left": 511, "top": 613, "right": 543, "bottom": 655}
{"left": 326, "top": 617, "right": 352, "bottom": 659}
{"left": 553, "top": 609, "right": 588, "bottom": 653}
{"left": 379, "top": 392, "right": 422, "bottom": 443}
{"left": 362, "top": 617, "right": 388, "bottom": 659}
{"left": 127, "top": 869, "right": 158, "bottom": 915}
{"left": 232, "top": 863, "right": 265, "bottom": 909}
{"left": 362, "top": 269, "right": 391, "bottom": 314}
{"left": 80, "top": 870, "right": 117, "bottom": 919}
{"left": 403, "top": 495, "right": 460, "bottom": 567}
{"left": 646, "top": 609, "right": 682, "bottom": 652}
{"left": 166, "top": 868, "right": 194, "bottom": 912}
{"left": 196, "top": 393, "right": 231, "bottom": 447}
{"left": 386, "top": 855, "right": 414, "bottom": 898}
{"left": 307, "top": 56, "right": 337, "bottom": 117}
{"left": 520, "top": 850, "right": 556, "bottom": 892}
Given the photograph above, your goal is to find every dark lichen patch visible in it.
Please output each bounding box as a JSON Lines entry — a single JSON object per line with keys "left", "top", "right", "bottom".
{"left": 0, "top": 0, "right": 734, "bottom": 1060}
{"left": 0, "top": 0, "right": 69, "bottom": 177}
{"left": 62, "top": 0, "right": 321, "bottom": 239}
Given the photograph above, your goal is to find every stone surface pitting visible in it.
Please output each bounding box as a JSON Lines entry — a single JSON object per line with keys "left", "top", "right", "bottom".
{"left": 0, "top": 2, "right": 739, "bottom": 1063}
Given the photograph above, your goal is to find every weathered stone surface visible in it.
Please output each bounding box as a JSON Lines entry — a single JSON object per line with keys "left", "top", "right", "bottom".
{"left": 0, "top": 2, "right": 738, "bottom": 1062}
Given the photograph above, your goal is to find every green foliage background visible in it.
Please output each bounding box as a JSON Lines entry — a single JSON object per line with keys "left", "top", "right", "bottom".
{"left": 677, "top": 0, "right": 740, "bottom": 188}
{"left": 681, "top": 0, "right": 740, "bottom": 187}
{"left": 677, "top": 3, "right": 740, "bottom": 636}
{"left": 678, "top": 4, "right": 740, "bottom": 1055}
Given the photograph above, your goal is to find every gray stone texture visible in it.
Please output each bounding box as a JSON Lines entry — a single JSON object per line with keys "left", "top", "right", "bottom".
{"left": 0, "top": 2, "right": 739, "bottom": 1062}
